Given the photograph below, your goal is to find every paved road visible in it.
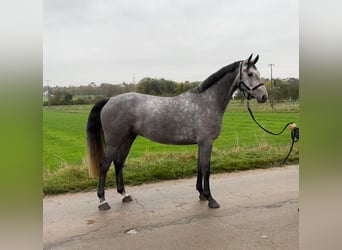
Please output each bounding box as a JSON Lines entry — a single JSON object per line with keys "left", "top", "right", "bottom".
{"left": 44, "top": 165, "right": 298, "bottom": 250}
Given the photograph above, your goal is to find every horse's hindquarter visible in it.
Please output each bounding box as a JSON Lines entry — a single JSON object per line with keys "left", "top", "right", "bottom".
{"left": 100, "top": 93, "right": 139, "bottom": 145}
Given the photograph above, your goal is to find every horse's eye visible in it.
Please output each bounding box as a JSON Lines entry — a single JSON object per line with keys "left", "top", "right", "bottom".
{"left": 248, "top": 72, "right": 253, "bottom": 77}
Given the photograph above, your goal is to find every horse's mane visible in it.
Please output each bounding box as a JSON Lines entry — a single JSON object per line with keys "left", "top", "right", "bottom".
{"left": 195, "top": 61, "right": 242, "bottom": 93}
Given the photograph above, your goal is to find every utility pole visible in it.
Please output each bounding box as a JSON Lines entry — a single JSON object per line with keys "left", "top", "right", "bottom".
{"left": 268, "top": 64, "right": 274, "bottom": 90}
{"left": 45, "top": 80, "right": 50, "bottom": 90}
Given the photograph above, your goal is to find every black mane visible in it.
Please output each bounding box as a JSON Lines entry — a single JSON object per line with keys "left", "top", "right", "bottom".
{"left": 195, "top": 61, "right": 242, "bottom": 93}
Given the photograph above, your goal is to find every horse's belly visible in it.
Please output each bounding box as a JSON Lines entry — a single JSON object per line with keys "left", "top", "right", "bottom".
{"left": 150, "top": 134, "right": 197, "bottom": 145}
{"left": 134, "top": 124, "right": 197, "bottom": 145}
{"left": 145, "top": 136, "right": 197, "bottom": 145}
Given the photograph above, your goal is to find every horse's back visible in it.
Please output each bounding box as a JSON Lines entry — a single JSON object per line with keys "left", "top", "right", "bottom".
{"left": 103, "top": 92, "right": 174, "bottom": 116}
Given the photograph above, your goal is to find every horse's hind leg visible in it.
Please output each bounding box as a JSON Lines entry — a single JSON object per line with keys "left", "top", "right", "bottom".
{"left": 97, "top": 147, "right": 115, "bottom": 210}
{"left": 114, "top": 160, "right": 133, "bottom": 202}
{"left": 114, "top": 134, "right": 137, "bottom": 202}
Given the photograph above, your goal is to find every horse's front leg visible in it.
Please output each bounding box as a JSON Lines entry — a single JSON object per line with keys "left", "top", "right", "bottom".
{"left": 198, "top": 141, "right": 220, "bottom": 208}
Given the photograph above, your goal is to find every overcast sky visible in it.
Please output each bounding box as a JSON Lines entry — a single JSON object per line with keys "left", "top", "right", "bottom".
{"left": 44, "top": 0, "right": 298, "bottom": 86}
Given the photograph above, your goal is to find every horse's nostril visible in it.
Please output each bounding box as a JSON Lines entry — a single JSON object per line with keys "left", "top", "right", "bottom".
{"left": 262, "top": 95, "right": 267, "bottom": 102}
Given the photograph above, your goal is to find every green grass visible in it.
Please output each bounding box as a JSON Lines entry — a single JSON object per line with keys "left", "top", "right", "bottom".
{"left": 43, "top": 143, "right": 299, "bottom": 194}
{"left": 43, "top": 100, "right": 299, "bottom": 194}
{"left": 43, "top": 111, "right": 89, "bottom": 170}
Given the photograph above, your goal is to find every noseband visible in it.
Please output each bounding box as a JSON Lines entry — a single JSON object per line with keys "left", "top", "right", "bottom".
{"left": 238, "top": 62, "right": 264, "bottom": 100}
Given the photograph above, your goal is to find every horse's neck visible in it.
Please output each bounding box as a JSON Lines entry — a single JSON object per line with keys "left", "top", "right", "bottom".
{"left": 204, "top": 72, "right": 238, "bottom": 113}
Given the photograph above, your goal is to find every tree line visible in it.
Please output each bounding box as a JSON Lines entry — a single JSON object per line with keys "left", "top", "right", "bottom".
{"left": 43, "top": 77, "right": 298, "bottom": 106}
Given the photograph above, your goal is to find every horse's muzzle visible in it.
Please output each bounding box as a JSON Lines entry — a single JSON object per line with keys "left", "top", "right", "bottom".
{"left": 257, "top": 94, "right": 268, "bottom": 103}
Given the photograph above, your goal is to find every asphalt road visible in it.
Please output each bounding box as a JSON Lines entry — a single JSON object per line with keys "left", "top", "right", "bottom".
{"left": 44, "top": 165, "right": 298, "bottom": 250}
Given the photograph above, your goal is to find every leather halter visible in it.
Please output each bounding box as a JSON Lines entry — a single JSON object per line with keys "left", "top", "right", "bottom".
{"left": 237, "top": 62, "right": 264, "bottom": 100}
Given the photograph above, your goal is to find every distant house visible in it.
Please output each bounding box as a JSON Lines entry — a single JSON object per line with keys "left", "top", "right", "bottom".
{"left": 43, "top": 90, "right": 53, "bottom": 97}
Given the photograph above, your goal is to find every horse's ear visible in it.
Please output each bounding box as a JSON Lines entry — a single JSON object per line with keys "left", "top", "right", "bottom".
{"left": 243, "top": 54, "right": 253, "bottom": 65}
{"left": 253, "top": 54, "right": 259, "bottom": 65}
{"left": 247, "top": 53, "right": 253, "bottom": 64}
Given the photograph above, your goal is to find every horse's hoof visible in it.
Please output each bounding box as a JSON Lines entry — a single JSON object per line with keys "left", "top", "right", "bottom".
{"left": 199, "top": 193, "right": 207, "bottom": 201}
{"left": 122, "top": 195, "right": 133, "bottom": 203}
{"left": 208, "top": 200, "right": 220, "bottom": 209}
{"left": 98, "top": 201, "right": 111, "bottom": 210}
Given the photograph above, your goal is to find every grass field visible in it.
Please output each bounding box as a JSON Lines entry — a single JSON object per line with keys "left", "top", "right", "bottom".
{"left": 43, "top": 100, "right": 299, "bottom": 193}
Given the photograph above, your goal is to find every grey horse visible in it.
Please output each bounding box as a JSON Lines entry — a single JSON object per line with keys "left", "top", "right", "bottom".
{"left": 86, "top": 54, "right": 268, "bottom": 210}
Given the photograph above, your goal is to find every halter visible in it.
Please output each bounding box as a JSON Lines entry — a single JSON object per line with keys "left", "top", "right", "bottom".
{"left": 238, "top": 62, "right": 265, "bottom": 100}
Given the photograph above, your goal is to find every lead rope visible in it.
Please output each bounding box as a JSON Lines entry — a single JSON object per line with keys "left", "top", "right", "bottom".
{"left": 246, "top": 100, "right": 298, "bottom": 164}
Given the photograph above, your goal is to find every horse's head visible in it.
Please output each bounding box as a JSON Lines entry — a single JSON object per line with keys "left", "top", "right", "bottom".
{"left": 236, "top": 54, "right": 268, "bottom": 103}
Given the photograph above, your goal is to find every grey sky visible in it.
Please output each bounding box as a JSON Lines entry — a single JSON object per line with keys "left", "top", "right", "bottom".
{"left": 44, "top": 0, "right": 298, "bottom": 86}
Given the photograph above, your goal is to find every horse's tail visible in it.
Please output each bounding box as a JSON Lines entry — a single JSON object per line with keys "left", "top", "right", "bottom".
{"left": 86, "top": 98, "right": 109, "bottom": 178}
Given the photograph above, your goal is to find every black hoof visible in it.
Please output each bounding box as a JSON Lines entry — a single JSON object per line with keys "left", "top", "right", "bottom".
{"left": 122, "top": 195, "right": 133, "bottom": 203}
{"left": 98, "top": 201, "right": 111, "bottom": 210}
{"left": 199, "top": 193, "right": 207, "bottom": 201}
{"left": 208, "top": 200, "right": 220, "bottom": 209}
